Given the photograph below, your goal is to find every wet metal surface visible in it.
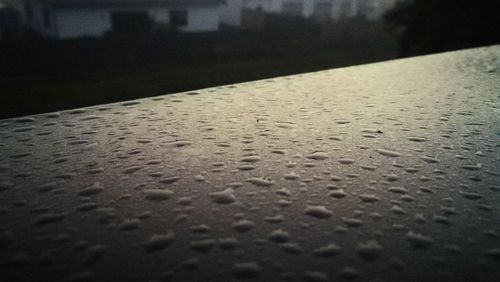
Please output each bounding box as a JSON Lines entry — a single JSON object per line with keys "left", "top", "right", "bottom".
{"left": 0, "top": 46, "right": 499, "bottom": 282}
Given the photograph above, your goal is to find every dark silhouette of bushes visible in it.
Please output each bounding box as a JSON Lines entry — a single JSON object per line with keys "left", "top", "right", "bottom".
{"left": 0, "top": 15, "right": 322, "bottom": 78}
{"left": 385, "top": 0, "right": 500, "bottom": 56}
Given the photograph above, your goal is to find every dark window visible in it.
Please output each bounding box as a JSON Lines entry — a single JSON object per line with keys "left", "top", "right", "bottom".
{"left": 111, "top": 11, "right": 154, "bottom": 35}
{"left": 43, "top": 8, "right": 50, "bottom": 28}
{"left": 169, "top": 10, "right": 187, "bottom": 27}
{"left": 25, "top": 0, "right": 33, "bottom": 20}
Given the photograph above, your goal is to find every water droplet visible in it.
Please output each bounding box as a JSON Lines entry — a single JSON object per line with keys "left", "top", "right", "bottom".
{"left": 123, "top": 166, "right": 143, "bottom": 174}
{"left": 240, "top": 155, "right": 261, "bottom": 163}
{"left": 305, "top": 205, "right": 333, "bottom": 219}
{"left": 376, "top": 149, "right": 401, "bottom": 157}
{"left": 190, "top": 239, "right": 216, "bottom": 253}
{"left": 408, "top": 137, "right": 427, "bottom": 142}
{"left": 0, "top": 181, "right": 14, "bottom": 191}
{"left": 388, "top": 186, "right": 408, "bottom": 194}
{"left": 160, "top": 176, "right": 181, "bottom": 184}
{"left": 84, "top": 244, "right": 107, "bottom": 265}
{"left": 313, "top": 243, "right": 342, "bottom": 257}
{"left": 338, "top": 158, "right": 355, "bottom": 165}
{"left": 303, "top": 271, "right": 329, "bottom": 282}
{"left": 459, "top": 190, "right": 482, "bottom": 200}
{"left": 284, "top": 171, "right": 300, "bottom": 180}
{"left": 460, "top": 164, "right": 482, "bottom": 171}
{"left": 118, "top": 218, "right": 140, "bottom": 231}
{"left": 232, "top": 262, "right": 261, "bottom": 279}
{"left": 245, "top": 177, "right": 275, "bottom": 187}
{"left": 339, "top": 267, "right": 360, "bottom": 280}
{"left": 359, "top": 194, "right": 380, "bottom": 203}
{"left": 0, "top": 230, "right": 14, "bottom": 249}
{"left": 406, "top": 231, "right": 433, "bottom": 248}
{"left": 484, "top": 248, "right": 500, "bottom": 260}
{"left": 356, "top": 240, "right": 383, "bottom": 260}
{"left": 33, "top": 213, "right": 66, "bottom": 226}
{"left": 281, "top": 242, "right": 303, "bottom": 254}
{"left": 421, "top": 155, "right": 439, "bottom": 163}
{"left": 341, "top": 217, "right": 363, "bottom": 227}
{"left": 330, "top": 189, "right": 347, "bottom": 198}
{"left": 142, "top": 232, "right": 175, "bottom": 252}
{"left": 306, "top": 152, "right": 329, "bottom": 160}
{"left": 166, "top": 140, "right": 192, "bottom": 148}
{"left": 218, "top": 237, "right": 240, "bottom": 249}
{"left": 77, "top": 182, "right": 103, "bottom": 196}
{"left": 232, "top": 220, "right": 255, "bottom": 232}
{"left": 269, "top": 229, "right": 290, "bottom": 243}
{"left": 209, "top": 188, "right": 236, "bottom": 204}
{"left": 144, "top": 189, "right": 174, "bottom": 201}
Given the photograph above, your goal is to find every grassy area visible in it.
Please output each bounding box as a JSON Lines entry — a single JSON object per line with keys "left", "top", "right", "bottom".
{"left": 0, "top": 31, "right": 398, "bottom": 119}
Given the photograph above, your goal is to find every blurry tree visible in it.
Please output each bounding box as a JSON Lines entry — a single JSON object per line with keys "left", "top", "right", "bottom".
{"left": 0, "top": 7, "right": 23, "bottom": 40}
{"left": 110, "top": 11, "right": 154, "bottom": 36}
{"left": 385, "top": 0, "right": 500, "bottom": 56}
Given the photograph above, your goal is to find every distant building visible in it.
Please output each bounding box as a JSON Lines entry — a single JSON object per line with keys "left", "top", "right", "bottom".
{"left": 221, "top": 0, "right": 399, "bottom": 27}
{"left": 221, "top": 0, "right": 325, "bottom": 26}
{"left": 348, "top": 0, "right": 400, "bottom": 21}
{"left": 20, "top": 0, "right": 224, "bottom": 39}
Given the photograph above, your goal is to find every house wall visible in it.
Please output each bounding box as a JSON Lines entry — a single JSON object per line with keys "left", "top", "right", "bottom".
{"left": 311, "top": 1, "right": 334, "bottom": 21}
{"left": 243, "top": 0, "right": 280, "bottom": 13}
{"left": 149, "top": 8, "right": 170, "bottom": 24}
{"left": 55, "top": 8, "right": 111, "bottom": 38}
{"left": 239, "top": 0, "right": 336, "bottom": 20}
{"left": 221, "top": 0, "right": 285, "bottom": 26}
{"left": 303, "top": 1, "right": 314, "bottom": 17}
{"left": 331, "top": 0, "right": 396, "bottom": 21}
{"left": 330, "top": 0, "right": 357, "bottom": 20}
{"left": 180, "top": 6, "right": 220, "bottom": 32}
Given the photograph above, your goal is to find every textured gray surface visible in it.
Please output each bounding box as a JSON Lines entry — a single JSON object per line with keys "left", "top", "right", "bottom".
{"left": 0, "top": 46, "right": 499, "bottom": 282}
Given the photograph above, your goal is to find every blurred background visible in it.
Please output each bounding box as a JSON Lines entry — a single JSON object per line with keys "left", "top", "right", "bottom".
{"left": 0, "top": 0, "right": 499, "bottom": 118}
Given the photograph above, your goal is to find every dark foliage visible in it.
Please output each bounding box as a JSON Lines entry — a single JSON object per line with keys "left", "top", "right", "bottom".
{"left": 110, "top": 11, "right": 155, "bottom": 35}
{"left": 385, "top": 0, "right": 500, "bottom": 56}
{"left": 0, "top": 7, "right": 23, "bottom": 40}
{"left": 0, "top": 14, "right": 322, "bottom": 78}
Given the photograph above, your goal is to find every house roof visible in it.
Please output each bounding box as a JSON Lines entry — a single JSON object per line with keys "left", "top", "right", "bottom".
{"left": 42, "top": 0, "right": 224, "bottom": 8}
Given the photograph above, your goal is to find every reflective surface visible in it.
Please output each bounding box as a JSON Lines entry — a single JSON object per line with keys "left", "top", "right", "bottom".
{"left": 0, "top": 46, "right": 499, "bottom": 282}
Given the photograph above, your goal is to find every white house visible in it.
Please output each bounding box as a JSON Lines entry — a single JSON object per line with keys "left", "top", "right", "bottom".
{"left": 22, "top": 0, "right": 224, "bottom": 39}
{"left": 220, "top": 0, "right": 399, "bottom": 27}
